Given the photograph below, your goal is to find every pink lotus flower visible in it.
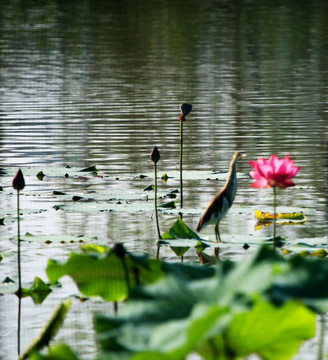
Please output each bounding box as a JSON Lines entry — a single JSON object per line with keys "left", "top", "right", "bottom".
{"left": 249, "top": 154, "right": 300, "bottom": 250}
{"left": 249, "top": 154, "right": 300, "bottom": 189}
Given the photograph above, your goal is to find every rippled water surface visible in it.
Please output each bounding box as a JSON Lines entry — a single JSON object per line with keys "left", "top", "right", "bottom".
{"left": 0, "top": 1, "right": 328, "bottom": 359}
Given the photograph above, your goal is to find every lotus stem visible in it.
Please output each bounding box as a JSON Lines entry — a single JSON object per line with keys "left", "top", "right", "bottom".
{"left": 12, "top": 169, "right": 25, "bottom": 358}
{"left": 180, "top": 120, "right": 183, "bottom": 209}
{"left": 150, "top": 146, "right": 161, "bottom": 259}
{"left": 154, "top": 162, "right": 161, "bottom": 240}
{"left": 17, "top": 191, "right": 22, "bottom": 356}
{"left": 273, "top": 186, "right": 277, "bottom": 251}
{"left": 18, "top": 298, "right": 21, "bottom": 356}
{"left": 17, "top": 190, "right": 22, "bottom": 296}
{"left": 178, "top": 104, "right": 192, "bottom": 210}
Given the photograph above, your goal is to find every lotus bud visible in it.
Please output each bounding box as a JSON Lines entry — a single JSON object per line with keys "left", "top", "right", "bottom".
{"left": 12, "top": 169, "right": 25, "bottom": 191}
{"left": 150, "top": 146, "right": 160, "bottom": 164}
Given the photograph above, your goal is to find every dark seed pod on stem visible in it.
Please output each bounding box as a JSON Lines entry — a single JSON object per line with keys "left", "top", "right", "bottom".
{"left": 179, "top": 103, "right": 192, "bottom": 116}
{"left": 178, "top": 103, "right": 192, "bottom": 210}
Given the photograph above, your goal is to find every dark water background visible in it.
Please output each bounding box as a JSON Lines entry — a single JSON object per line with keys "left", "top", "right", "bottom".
{"left": 0, "top": 1, "right": 327, "bottom": 358}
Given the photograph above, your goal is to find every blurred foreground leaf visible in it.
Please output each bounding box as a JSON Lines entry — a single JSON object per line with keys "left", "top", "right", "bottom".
{"left": 225, "top": 301, "right": 315, "bottom": 360}
{"left": 46, "top": 245, "right": 162, "bottom": 302}
{"left": 271, "top": 254, "right": 328, "bottom": 313}
{"left": 28, "top": 344, "right": 79, "bottom": 360}
{"left": 20, "top": 300, "right": 71, "bottom": 359}
{"left": 94, "top": 246, "right": 317, "bottom": 360}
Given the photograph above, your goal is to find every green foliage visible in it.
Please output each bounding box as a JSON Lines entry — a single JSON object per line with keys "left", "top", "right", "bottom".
{"left": 161, "top": 218, "right": 199, "bottom": 240}
{"left": 161, "top": 218, "right": 200, "bottom": 257}
{"left": 20, "top": 277, "right": 52, "bottom": 304}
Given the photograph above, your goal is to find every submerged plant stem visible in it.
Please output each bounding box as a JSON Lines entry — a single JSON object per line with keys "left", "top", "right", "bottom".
{"left": 180, "top": 121, "right": 183, "bottom": 209}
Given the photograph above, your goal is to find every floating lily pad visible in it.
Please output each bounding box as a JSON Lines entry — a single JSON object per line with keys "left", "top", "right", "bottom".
{"left": 72, "top": 195, "right": 83, "bottom": 202}
{"left": 158, "top": 201, "right": 176, "bottom": 209}
{"left": 80, "top": 165, "right": 98, "bottom": 172}
{"left": 53, "top": 191, "right": 66, "bottom": 196}
{"left": 16, "top": 232, "right": 97, "bottom": 244}
{"left": 0, "top": 277, "right": 51, "bottom": 301}
{"left": 1, "top": 165, "right": 101, "bottom": 179}
{"left": 141, "top": 170, "right": 250, "bottom": 181}
{"left": 36, "top": 171, "right": 46, "bottom": 180}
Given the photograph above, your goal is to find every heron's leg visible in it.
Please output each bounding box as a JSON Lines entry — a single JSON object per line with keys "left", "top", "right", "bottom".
{"left": 215, "top": 223, "right": 222, "bottom": 243}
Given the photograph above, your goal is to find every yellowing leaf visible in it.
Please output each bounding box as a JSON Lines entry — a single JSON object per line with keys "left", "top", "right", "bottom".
{"left": 255, "top": 210, "right": 306, "bottom": 221}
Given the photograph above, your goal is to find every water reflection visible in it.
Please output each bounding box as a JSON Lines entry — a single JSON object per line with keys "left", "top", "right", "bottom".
{"left": 0, "top": 0, "right": 328, "bottom": 358}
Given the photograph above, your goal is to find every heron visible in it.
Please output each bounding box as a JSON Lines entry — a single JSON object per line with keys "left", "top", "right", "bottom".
{"left": 196, "top": 151, "right": 244, "bottom": 242}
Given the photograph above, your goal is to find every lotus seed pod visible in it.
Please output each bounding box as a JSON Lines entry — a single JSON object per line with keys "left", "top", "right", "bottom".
{"left": 179, "top": 103, "right": 192, "bottom": 116}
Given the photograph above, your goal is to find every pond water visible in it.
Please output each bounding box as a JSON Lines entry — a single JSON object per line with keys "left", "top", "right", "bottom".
{"left": 0, "top": 1, "right": 328, "bottom": 359}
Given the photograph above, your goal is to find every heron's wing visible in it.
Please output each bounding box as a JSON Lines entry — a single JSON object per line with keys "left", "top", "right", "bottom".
{"left": 196, "top": 190, "right": 230, "bottom": 231}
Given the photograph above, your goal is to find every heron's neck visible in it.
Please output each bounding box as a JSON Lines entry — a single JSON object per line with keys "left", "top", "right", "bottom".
{"left": 225, "top": 159, "right": 238, "bottom": 192}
